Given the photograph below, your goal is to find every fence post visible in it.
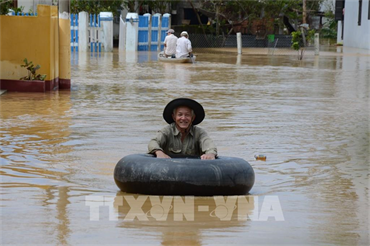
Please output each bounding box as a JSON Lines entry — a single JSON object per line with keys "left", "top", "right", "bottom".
{"left": 237, "top": 32, "right": 242, "bottom": 54}
{"left": 138, "top": 14, "right": 149, "bottom": 51}
{"left": 119, "top": 14, "right": 126, "bottom": 51}
{"left": 90, "top": 14, "right": 95, "bottom": 52}
{"left": 100, "top": 12, "right": 113, "bottom": 52}
{"left": 126, "top": 13, "right": 139, "bottom": 51}
{"left": 94, "top": 14, "right": 100, "bottom": 52}
{"left": 314, "top": 33, "right": 319, "bottom": 56}
{"left": 78, "top": 11, "right": 89, "bottom": 52}
{"left": 75, "top": 14, "right": 79, "bottom": 51}
{"left": 151, "top": 13, "right": 161, "bottom": 51}
{"left": 144, "top": 13, "right": 152, "bottom": 50}
{"left": 337, "top": 20, "right": 343, "bottom": 44}
{"left": 70, "top": 14, "right": 79, "bottom": 52}
{"left": 160, "top": 13, "right": 171, "bottom": 51}
{"left": 155, "top": 13, "right": 164, "bottom": 51}
{"left": 70, "top": 13, "right": 75, "bottom": 52}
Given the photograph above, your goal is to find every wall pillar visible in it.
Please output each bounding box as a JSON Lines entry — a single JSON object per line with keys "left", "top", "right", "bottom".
{"left": 78, "top": 12, "right": 89, "bottom": 52}
{"left": 100, "top": 12, "right": 113, "bottom": 52}
{"left": 126, "top": 13, "right": 139, "bottom": 51}
{"left": 119, "top": 14, "right": 126, "bottom": 51}
{"left": 59, "top": 13, "right": 71, "bottom": 89}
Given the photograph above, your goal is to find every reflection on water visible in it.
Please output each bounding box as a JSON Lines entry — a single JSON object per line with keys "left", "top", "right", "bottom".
{"left": 113, "top": 193, "right": 255, "bottom": 246}
{"left": 1, "top": 48, "right": 369, "bottom": 245}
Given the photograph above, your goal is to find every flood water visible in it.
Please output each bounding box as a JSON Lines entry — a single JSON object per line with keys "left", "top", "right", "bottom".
{"left": 1, "top": 47, "right": 369, "bottom": 245}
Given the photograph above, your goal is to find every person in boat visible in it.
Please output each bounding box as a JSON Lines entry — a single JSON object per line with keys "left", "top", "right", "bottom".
{"left": 176, "top": 31, "right": 193, "bottom": 58}
{"left": 148, "top": 98, "right": 217, "bottom": 160}
{"left": 163, "top": 29, "right": 178, "bottom": 58}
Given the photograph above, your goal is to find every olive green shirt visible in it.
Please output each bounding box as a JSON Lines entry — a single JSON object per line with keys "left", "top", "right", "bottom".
{"left": 148, "top": 123, "right": 217, "bottom": 157}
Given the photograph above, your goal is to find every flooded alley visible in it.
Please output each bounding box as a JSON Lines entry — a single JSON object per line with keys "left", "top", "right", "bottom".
{"left": 1, "top": 47, "right": 369, "bottom": 245}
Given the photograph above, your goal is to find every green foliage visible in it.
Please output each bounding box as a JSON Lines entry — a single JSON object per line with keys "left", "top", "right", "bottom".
{"left": 12, "top": 6, "right": 23, "bottom": 15}
{"left": 261, "top": 0, "right": 301, "bottom": 19}
{"left": 69, "top": 0, "right": 176, "bottom": 16}
{"left": 307, "top": 29, "right": 315, "bottom": 43}
{"left": 0, "top": 0, "right": 23, "bottom": 15}
{"left": 320, "top": 27, "right": 336, "bottom": 39}
{"left": 28, "top": 7, "right": 34, "bottom": 15}
{"left": 0, "top": 0, "right": 12, "bottom": 15}
{"left": 291, "top": 28, "right": 315, "bottom": 60}
{"left": 120, "top": 0, "right": 178, "bottom": 14}
{"left": 291, "top": 28, "right": 315, "bottom": 50}
{"left": 20, "top": 59, "right": 47, "bottom": 81}
{"left": 320, "top": 11, "right": 337, "bottom": 39}
{"left": 195, "top": 0, "right": 319, "bottom": 35}
{"left": 142, "top": 0, "right": 172, "bottom": 14}
{"left": 291, "top": 31, "right": 302, "bottom": 50}
{"left": 70, "top": 0, "right": 124, "bottom": 16}
{"left": 122, "top": 0, "right": 136, "bottom": 12}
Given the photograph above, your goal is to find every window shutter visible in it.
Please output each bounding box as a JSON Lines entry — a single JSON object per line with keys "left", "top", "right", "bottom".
{"left": 335, "top": 0, "right": 345, "bottom": 21}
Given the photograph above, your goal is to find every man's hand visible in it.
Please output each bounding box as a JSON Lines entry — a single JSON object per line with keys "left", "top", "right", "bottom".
{"left": 201, "top": 153, "right": 216, "bottom": 160}
{"left": 155, "top": 150, "right": 171, "bottom": 159}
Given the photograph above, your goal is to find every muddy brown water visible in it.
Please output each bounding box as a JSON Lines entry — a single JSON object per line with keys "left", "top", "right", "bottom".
{"left": 1, "top": 47, "right": 369, "bottom": 245}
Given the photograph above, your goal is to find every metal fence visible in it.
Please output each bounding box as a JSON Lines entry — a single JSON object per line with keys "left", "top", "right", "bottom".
{"left": 181, "top": 33, "right": 293, "bottom": 48}
{"left": 70, "top": 14, "right": 78, "bottom": 52}
{"left": 70, "top": 13, "right": 103, "bottom": 53}
{"left": 88, "top": 14, "right": 103, "bottom": 52}
{"left": 176, "top": 33, "right": 326, "bottom": 57}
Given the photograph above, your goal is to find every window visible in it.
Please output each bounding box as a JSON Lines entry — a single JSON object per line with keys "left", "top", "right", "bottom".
{"left": 368, "top": 0, "right": 370, "bottom": 19}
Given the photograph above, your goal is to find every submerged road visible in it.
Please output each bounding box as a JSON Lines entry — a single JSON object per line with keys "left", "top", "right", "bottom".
{"left": 1, "top": 47, "right": 369, "bottom": 245}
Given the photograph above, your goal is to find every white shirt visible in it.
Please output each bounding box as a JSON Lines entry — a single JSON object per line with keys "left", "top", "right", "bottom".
{"left": 176, "top": 37, "right": 192, "bottom": 58}
{"left": 164, "top": 34, "right": 178, "bottom": 56}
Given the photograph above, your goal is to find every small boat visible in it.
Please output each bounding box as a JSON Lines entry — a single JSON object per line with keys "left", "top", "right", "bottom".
{"left": 157, "top": 51, "right": 196, "bottom": 63}
{"left": 114, "top": 154, "right": 255, "bottom": 196}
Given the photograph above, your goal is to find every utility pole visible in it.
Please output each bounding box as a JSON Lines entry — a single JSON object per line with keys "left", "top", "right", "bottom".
{"left": 302, "top": 0, "right": 307, "bottom": 24}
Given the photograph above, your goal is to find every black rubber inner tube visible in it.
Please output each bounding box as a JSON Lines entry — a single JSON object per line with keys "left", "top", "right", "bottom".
{"left": 114, "top": 154, "right": 255, "bottom": 196}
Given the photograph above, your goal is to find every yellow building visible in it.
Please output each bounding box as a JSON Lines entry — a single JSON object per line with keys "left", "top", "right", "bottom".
{"left": 0, "top": 5, "right": 71, "bottom": 92}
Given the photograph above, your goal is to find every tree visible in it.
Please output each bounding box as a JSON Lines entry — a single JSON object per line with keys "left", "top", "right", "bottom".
{"left": 291, "top": 28, "right": 315, "bottom": 60}
{"left": 195, "top": 0, "right": 304, "bottom": 35}
{"left": 121, "top": 0, "right": 180, "bottom": 14}
{"left": 195, "top": 0, "right": 260, "bottom": 39}
{"left": 302, "top": 0, "right": 307, "bottom": 23}
{"left": 121, "top": 0, "right": 148, "bottom": 12}
{"left": 319, "top": 16, "right": 337, "bottom": 40}
{"left": 70, "top": 0, "right": 124, "bottom": 16}
{"left": 0, "top": 0, "right": 12, "bottom": 15}
{"left": 146, "top": 0, "right": 181, "bottom": 14}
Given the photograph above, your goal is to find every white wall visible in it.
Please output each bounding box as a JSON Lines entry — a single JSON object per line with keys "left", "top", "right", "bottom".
{"left": 343, "top": 0, "right": 370, "bottom": 50}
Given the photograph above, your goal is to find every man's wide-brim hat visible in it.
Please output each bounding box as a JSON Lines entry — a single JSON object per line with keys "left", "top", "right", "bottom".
{"left": 180, "top": 31, "right": 189, "bottom": 37}
{"left": 163, "top": 98, "right": 205, "bottom": 125}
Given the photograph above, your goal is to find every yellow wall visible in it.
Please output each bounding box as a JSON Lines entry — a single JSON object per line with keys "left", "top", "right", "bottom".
{"left": 59, "top": 18, "right": 71, "bottom": 81}
{"left": 0, "top": 5, "right": 70, "bottom": 81}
